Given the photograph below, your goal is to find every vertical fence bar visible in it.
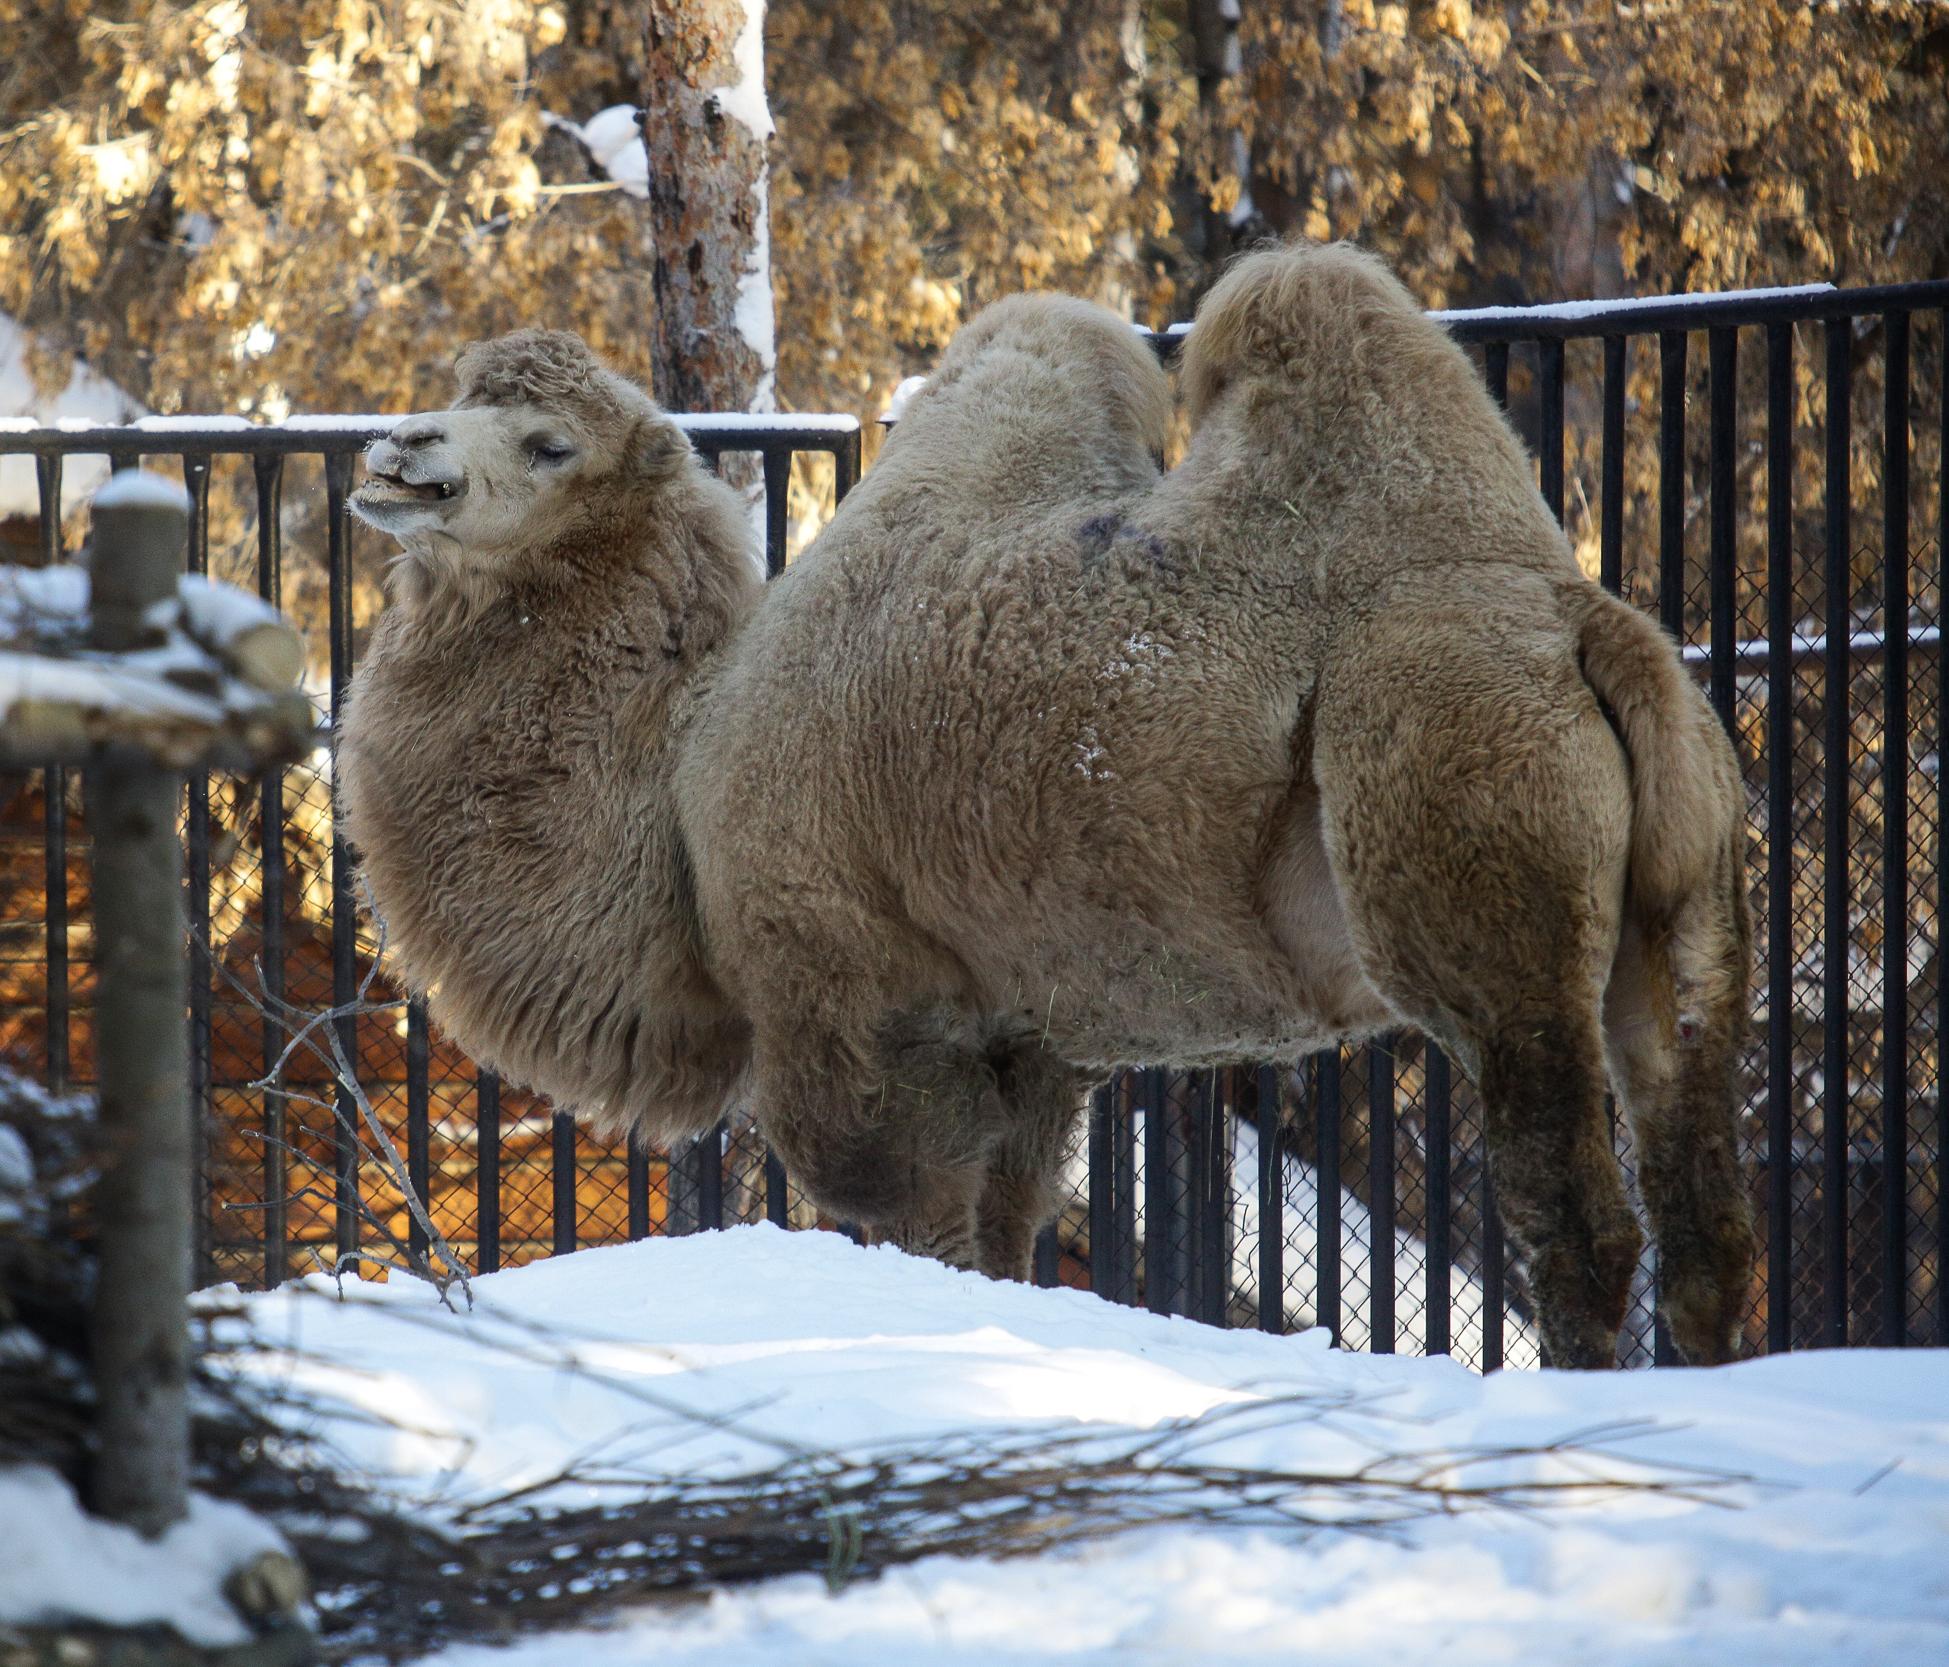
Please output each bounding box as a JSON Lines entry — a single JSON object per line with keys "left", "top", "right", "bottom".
{"left": 1256, "top": 1063, "right": 1282, "bottom": 1332}
{"left": 1538, "top": 338, "right": 1566, "bottom": 524}
{"left": 699, "top": 1121, "right": 725, "bottom": 1231}
{"left": 833, "top": 431, "right": 861, "bottom": 503}
{"left": 1144, "top": 1068, "right": 1176, "bottom": 1314}
{"left": 1659, "top": 330, "right": 1689, "bottom": 637}
{"left": 406, "top": 999, "right": 431, "bottom": 1260}
{"left": 1424, "top": 1045, "right": 1452, "bottom": 1356}
{"left": 1765, "top": 322, "right": 1796, "bottom": 1354}
{"left": 475, "top": 1072, "right": 501, "bottom": 1273}
{"left": 671, "top": 1127, "right": 719, "bottom": 1236}
{"left": 325, "top": 453, "right": 360, "bottom": 1264}
{"left": 1481, "top": 1165, "right": 1505, "bottom": 1371}
{"left": 34, "top": 458, "right": 69, "bottom": 1097}
{"left": 33, "top": 453, "right": 62, "bottom": 563}
{"left": 180, "top": 455, "right": 215, "bottom": 1285}
{"left": 1089, "top": 1082, "right": 1122, "bottom": 1302}
{"left": 1368, "top": 1040, "right": 1395, "bottom": 1352}
{"left": 552, "top": 1111, "right": 577, "bottom": 1256}
{"left": 1316, "top": 1050, "right": 1342, "bottom": 1345}
{"left": 1938, "top": 306, "right": 1948, "bottom": 1352}
{"left": 1201, "top": 1073, "right": 1231, "bottom": 1324}
{"left": 41, "top": 766, "right": 67, "bottom": 1093}
{"left": 765, "top": 1148, "right": 790, "bottom": 1227}
{"left": 761, "top": 448, "right": 791, "bottom": 577}
{"left": 1114, "top": 1070, "right": 1137, "bottom": 1304}
{"left": 1708, "top": 327, "right": 1739, "bottom": 730}
{"left": 253, "top": 455, "right": 289, "bottom": 1286}
{"left": 1600, "top": 336, "right": 1626, "bottom": 594}
{"left": 627, "top": 1131, "right": 652, "bottom": 1239}
{"left": 1881, "top": 309, "right": 1911, "bottom": 1347}
{"left": 1483, "top": 342, "right": 1509, "bottom": 412}
{"left": 1186, "top": 1073, "right": 1213, "bottom": 1317}
{"left": 1656, "top": 315, "right": 1713, "bottom": 1372}
{"left": 1822, "top": 319, "right": 1852, "bottom": 1347}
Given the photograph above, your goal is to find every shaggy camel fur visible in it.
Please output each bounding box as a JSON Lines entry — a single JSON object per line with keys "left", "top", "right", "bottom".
{"left": 682, "top": 246, "right": 1752, "bottom": 1367}
{"left": 337, "top": 330, "right": 758, "bottom": 1144}
{"left": 341, "top": 252, "right": 1750, "bottom": 1369}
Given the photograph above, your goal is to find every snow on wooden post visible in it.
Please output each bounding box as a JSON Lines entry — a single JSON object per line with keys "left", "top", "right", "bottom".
{"left": 85, "top": 468, "right": 195, "bottom": 1537}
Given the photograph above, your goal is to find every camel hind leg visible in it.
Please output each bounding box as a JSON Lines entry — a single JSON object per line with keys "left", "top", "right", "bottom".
{"left": 1602, "top": 870, "right": 1755, "bottom": 1365}
{"left": 1316, "top": 678, "right": 1644, "bottom": 1367}
{"left": 1469, "top": 1005, "right": 1644, "bottom": 1368}
{"left": 1336, "top": 893, "right": 1645, "bottom": 1367}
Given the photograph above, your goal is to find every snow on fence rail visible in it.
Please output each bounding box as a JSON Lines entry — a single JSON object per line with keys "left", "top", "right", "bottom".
{"left": 1, "top": 276, "right": 1947, "bottom": 1368}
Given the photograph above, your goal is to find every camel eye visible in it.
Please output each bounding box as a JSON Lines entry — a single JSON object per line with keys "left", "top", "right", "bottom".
{"left": 525, "top": 436, "right": 575, "bottom": 466}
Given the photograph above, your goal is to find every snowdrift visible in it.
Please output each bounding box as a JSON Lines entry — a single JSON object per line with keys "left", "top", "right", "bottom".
{"left": 210, "top": 1226, "right": 1949, "bottom": 1665}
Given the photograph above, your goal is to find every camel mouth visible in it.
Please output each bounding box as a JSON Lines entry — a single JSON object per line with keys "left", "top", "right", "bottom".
{"left": 351, "top": 470, "right": 467, "bottom": 529}
{"left": 359, "top": 472, "right": 462, "bottom": 503}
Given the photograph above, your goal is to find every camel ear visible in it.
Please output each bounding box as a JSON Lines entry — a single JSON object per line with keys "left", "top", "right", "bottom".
{"left": 628, "top": 415, "right": 693, "bottom": 484}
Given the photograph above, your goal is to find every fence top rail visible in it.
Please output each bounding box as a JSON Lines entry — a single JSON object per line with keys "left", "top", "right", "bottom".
{"left": 0, "top": 411, "right": 861, "bottom": 459}
{"left": 1141, "top": 274, "right": 1949, "bottom": 352}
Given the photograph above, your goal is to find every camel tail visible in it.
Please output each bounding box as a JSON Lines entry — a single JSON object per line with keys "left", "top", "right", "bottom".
{"left": 1569, "top": 584, "right": 1747, "bottom": 941}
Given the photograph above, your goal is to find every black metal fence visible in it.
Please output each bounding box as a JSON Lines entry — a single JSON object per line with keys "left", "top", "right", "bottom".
{"left": 3, "top": 273, "right": 1946, "bottom": 1368}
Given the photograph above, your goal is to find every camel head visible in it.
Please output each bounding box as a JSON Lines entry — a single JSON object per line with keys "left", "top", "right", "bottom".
{"left": 352, "top": 328, "right": 696, "bottom": 583}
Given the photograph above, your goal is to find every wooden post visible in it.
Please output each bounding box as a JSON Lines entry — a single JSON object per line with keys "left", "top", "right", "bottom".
{"left": 86, "top": 469, "right": 194, "bottom": 1536}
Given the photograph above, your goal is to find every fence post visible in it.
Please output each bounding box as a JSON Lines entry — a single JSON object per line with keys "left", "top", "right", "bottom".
{"left": 84, "top": 470, "right": 194, "bottom": 1536}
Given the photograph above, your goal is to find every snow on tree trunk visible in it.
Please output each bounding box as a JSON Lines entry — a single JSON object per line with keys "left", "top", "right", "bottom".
{"left": 642, "top": 0, "right": 775, "bottom": 416}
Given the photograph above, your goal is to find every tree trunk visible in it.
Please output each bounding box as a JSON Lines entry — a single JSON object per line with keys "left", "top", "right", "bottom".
{"left": 1184, "top": 0, "right": 1245, "bottom": 271}
{"left": 641, "top": 0, "right": 775, "bottom": 414}
{"left": 642, "top": 1, "right": 772, "bottom": 1231}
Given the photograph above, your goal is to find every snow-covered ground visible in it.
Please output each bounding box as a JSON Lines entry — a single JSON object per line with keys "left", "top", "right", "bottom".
{"left": 199, "top": 1226, "right": 1949, "bottom": 1664}
{"left": 0, "top": 1467, "right": 286, "bottom": 1649}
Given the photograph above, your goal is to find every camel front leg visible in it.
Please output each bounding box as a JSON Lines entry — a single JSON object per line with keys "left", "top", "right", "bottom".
{"left": 973, "top": 1047, "right": 1091, "bottom": 1281}
{"left": 752, "top": 1008, "right": 1001, "bottom": 1274}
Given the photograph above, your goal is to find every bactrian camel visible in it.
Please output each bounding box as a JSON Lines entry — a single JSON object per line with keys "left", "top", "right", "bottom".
{"left": 340, "top": 243, "right": 1752, "bottom": 1369}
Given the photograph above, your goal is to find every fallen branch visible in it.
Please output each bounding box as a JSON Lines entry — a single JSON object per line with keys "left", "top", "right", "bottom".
{"left": 204, "top": 893, "right": 474, "bottom": 1310}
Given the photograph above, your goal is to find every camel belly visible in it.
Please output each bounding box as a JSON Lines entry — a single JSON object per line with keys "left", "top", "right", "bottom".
{"left": 939, "top": 804, "right": 1397, "bottom": 1070}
